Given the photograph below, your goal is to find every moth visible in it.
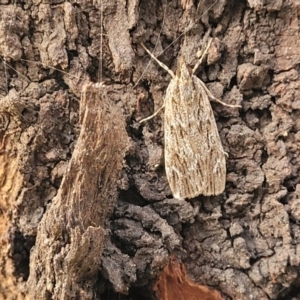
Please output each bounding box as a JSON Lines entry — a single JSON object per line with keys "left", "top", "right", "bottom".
{"left": 140, "top": 40, "right": 240, "bottom": 199}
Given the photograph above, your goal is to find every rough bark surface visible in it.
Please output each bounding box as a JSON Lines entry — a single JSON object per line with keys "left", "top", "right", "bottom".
{"left": 0, "top": 0, "right": 300, "bottom": 300}
{"left": 26, "top": 82, "right": 128, "bottom": 299}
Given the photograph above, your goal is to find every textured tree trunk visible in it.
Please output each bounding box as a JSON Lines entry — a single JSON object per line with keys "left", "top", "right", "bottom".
{"left": 1, "top": 0, "right": 300, "bottom": 299}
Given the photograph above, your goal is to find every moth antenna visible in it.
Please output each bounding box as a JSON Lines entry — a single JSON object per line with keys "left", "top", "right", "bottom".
{"left": 99, "top": 0, "right": 103, "bottom": 82}
{"left": 135, "top": 1, "right": 219, "bottom": 86}
{"left": 19, "top": 58, "right": 81, "bottom": 80}
{"left": 3, "top": 59, "right": 8, "bottom": 95}
{"left": 134, "top": 5, "right": 167, "bottom": 88}
{"left": 1, "top": 58, "right": 30, "bottom": 83}
{"left": 157, "top": 0, "right": 219, "bottom": 56}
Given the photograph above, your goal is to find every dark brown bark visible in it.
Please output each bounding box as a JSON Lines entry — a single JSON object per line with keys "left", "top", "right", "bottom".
{"left": 1, "top": 0, "right": 300, "bottom": 299}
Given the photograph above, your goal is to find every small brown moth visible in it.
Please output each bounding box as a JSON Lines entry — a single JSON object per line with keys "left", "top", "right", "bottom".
{"left": 140, "top": 40, "right": 240, "bottom": 200}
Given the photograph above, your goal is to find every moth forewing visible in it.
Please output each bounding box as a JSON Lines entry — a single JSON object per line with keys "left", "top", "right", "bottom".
{"left": 164, "top": 59, "right": 226, "bottom": 199}
{"left": 140, "top": 43, "right": 235, "bottom": 199}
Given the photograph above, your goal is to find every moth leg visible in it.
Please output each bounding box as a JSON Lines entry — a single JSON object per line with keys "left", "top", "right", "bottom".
{"left": 198, "top": 80, "right": 241, "bottom": 108}
{"left": 192, "top": 39, "right": 241, "bottom": 108}
{"left": 139, "top": 103, "right": 165, "bottom": 123}
{"left": 141, "top": 43, "right": 175, "bottom": 79}
{"left": 192, "top": 38, "right": 213, "bottom": 74}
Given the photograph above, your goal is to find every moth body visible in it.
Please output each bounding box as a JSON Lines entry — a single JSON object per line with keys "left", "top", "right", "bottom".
{"left": 164, "top": 60, "right": 226, "bottom": 199}
{"left": 140, "top": 42, "right": 240, "bottom": 199}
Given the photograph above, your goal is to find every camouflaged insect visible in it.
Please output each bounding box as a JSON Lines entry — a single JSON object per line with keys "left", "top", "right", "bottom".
{"left": 140, "top": 41, "right": 240, "bottom": 199}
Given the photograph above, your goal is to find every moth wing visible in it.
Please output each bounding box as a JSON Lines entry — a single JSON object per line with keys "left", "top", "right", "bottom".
{"left": 164, "top": 71, "right": 226, "bottom": 199}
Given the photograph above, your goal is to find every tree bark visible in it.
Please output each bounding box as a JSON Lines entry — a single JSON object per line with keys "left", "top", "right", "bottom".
{"left": 1, "top": 0, "right": 300, "bottom": 299}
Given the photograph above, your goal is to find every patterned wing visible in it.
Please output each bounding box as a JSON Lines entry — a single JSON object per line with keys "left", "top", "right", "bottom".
{"left": 164, "top": 61, "right": 226, "bottom": 199}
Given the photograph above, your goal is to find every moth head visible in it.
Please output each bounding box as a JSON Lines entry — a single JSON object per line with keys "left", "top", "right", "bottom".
{"left": 176, "top": 57, "right": 193, "bottom": 81}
